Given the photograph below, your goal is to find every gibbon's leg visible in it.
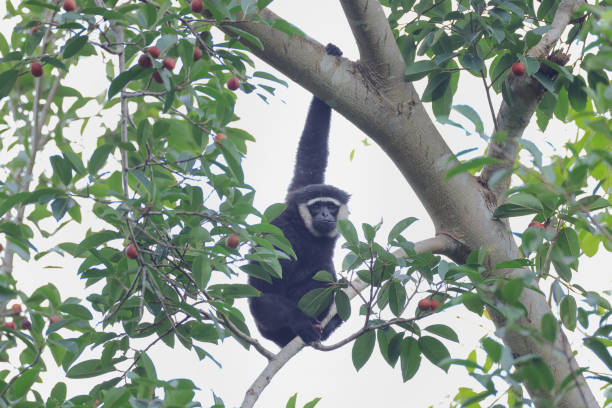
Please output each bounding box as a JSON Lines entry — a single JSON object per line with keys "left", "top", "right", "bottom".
{"left": 250, "top": 293, "right": 322, "bottom": 345}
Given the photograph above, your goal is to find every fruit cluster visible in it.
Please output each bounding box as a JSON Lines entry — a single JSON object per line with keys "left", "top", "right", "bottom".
{"left": 417, "top": 297, "right": 442, "bottom": 311}
{"left": 2, "top": 304, "right": 63, "bottom": 332}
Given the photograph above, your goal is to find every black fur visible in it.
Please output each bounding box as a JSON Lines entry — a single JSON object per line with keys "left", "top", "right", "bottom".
{"left": 248, "top": 43, "right": 348, "bottom": 347}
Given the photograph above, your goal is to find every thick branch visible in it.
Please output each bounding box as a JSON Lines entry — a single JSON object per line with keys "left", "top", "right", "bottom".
{"left": 229, "top": 5, "right": 598, "bottom": 407}
{"left": 480, "top": 0, "right": 584, "bottom": 195}
{"left": 339, "top": 0, "right": 406, "bottom": 94}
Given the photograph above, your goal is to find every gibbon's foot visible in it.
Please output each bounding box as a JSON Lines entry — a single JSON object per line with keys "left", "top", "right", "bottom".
{"left": 325, "top": 43, "right": 342, "bottom": 57}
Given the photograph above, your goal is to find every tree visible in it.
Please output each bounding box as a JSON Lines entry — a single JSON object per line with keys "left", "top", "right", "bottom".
{"left": 0, "top": 0, "right": 610, "bottom": 407}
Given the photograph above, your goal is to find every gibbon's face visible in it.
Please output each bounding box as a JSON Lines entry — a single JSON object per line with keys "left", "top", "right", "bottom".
{"left": 298, "top": 196, "right": 349, "bottom": 238}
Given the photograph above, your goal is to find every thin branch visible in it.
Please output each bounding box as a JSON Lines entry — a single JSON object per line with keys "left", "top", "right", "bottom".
{"left": 481, "top": 70, "right": 498, "bottom": 132}
{"left": 240, "top": 236, "right": 451, "bottom": 408}
{"left": 480, "top": 0, "right": 585, "bottom": 194}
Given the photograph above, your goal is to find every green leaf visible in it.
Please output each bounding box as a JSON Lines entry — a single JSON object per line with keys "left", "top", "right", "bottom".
{"left": 584, "top": 337, "right": 612, "bottom": 372}
{"left": 388, "top": 280, "right": 406, "bottom": 317}
{"left": 59, "top": 303, "right": 93, "bottom": 320}
{"left": 9, "top": 368, "right": 40, "bottom": 399}
{"left": 453, "top": 104, "right": 484, "bottom": 136}
{"left": 88, "top": 144, "right": 115, "bottom": 175}
{"left": 253, "top": 71, "right": 288, "bottom": 87}
{"left": 568, "top": 76, "right": 587, "bottom": 111}
{"left": 108, "top": 66, "right": 145, "bottom": 99}
{"left": 62, "top": 151, "right": 86, "bottom": 175}
{"left": 422, "top": 71, "right": 451, "bottom": 102}
{"left": 560, "top": 295, "right": 577, "bottom": 331}
{"left": 400, "top": 337, "right": 421, "bottom": 381}
{"left": 493, "top": 193, "right": 544, "bottom": 218}
{"left": 74, "top": 230, "right": 122, "bottom": 256}
{"left": 303, "top": 397, "right": 322, "bottom": 408}
{"left": 225, "top": 25, "right": 264, "bottom": 50}
{"left": 63, "top": 35, "right": 89, "bottom": 59}
{"left": 337, "top": 219, "right": 358, "bottom": 245}
{"left": 24, "top": 30, "right": 44, "bottom": 55}
{"left": 285, "top": 394, "right": 297, "bottom": 408}
{"left": 555, "top": 228, "right": 580, "bottom": 258}
{"left": 419, "top": 336, "right": 451, "bottom": 371}
{"left": 192, "top": 255, "right": 211, "bottom": 290}
{"left": 311, "top": 270, "right": 333, "bottom": 282}
{"left": 387, "top": 217, "right": 417, "bottom": 243}
{"left": 481, "top": 337, "right": 502, "bottom": 362}
{"left": 424, "top": 324, "right": 459, "bottom": 343}
{"left": 42, "top": 55, "right": 68, "bottom": 72}
{"left": 495, "top": 258, "right": 533, "bottom": 269}
{"left": 335, "top": 290, "right": 351, "bottom": 321}
{"left": 50, "top": 155, "right": 73, "bottom": 185}
{"left": 66, "top": 359, "right": 115, "bottom": 379}
{"left": 352, "top": 330, "right": 376, "bottom": 371}
{"left": 405, "top": 60, "right": 437, "bottom": 81}
{"left": 263, "top": 203, "right": 286, "bottom": 222}
{"left": 541, "top": 313, "right": 557, "bottom": 343}
{"left": 0, "top": 69, "right": 18, "bottom": 100}
{"left": 446, "top": 157, "right": 499, "bottom": 179}
{"left": 461, "top": 52, "right": 484, "bottom": 72}
{"left": 298, "top": 287, "right": 333, "bottom": 318}
{"left": 501, "top": 278, "right": 524, "bottom": 303}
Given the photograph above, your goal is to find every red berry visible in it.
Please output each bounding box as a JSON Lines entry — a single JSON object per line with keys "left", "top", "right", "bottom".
{"left": 50, "top": 315, "right": 62, "bottom": 324}
{"left": 31, "top": 26, "right": 39, "bottom": 34}
{"left": 11, "top": 304, "right": 22, "bottom": 314}
{"left": 152, "top": 70, "right": 163, "bottom": 83}
{"left": 20, "top": 319, "right": 32, "bottom": 330}
{"left": 0, "top": 243, "right": 3, "bottom": 252}
{"left": 147, "top": 46, "right": 161, "bottom": 58}
{"left": 3, "top": 322, "right": 15, "bottom": 329}
{"left": 162, "top": 57, "right": 175, "bottom": 71}
{"left": 193, "top": 46, "right": 203, "bottom": 62}
{"left": 214, "top": 132, "right": 227, "bottom": 146}
{"left": 63, "top": 0, "right": 76, "bottom": 12}
{"left": 528, "top": 221, "right": 545, "bottom": 229}
{"left": 125, "top": 244, "right": 138, "bottom": 259}
{"left": 418, "top": 298, "right": 432, "bottom": 311}
{"left": 190, "top": 0, "right": 204, "bottom": 13}
{"left": 430, "top": 299, "right": 442, "bottom": 310}
{"left": 30, "top": 62, "right": 43, "bottom": 77}
{"left": 511, "top": 61, "right": 526, "bottom": 76}
{"left": 225, "top": 234, "right": 240, "bottom": 249}
{"left": 138, "top": 54, "right": 152, "bottom": 68}
{"left": 226, "top": 76, "right": 240, "bottom": 91}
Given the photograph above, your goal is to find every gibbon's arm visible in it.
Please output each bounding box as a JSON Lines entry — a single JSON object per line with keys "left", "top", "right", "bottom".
{"left": 287, "top": 43, "right": 342, "bottom": 194}
{"left": 287, "top": 96, "right": 331, "bottom": 193}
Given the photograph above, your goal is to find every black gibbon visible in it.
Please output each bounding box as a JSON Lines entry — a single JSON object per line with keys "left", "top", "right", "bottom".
{"left": 248, "top": 44, "right": 349, "bottom": 347}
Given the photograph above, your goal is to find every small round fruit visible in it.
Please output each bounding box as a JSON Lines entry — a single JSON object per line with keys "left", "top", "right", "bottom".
{"left": 3, "top": 322, "right": 15, "bottom": 329}
{"left": 147, "top": 46, "right": 161, "bottom": 58}
{"left": 125, "top": 244, "right": 138, "bottom": 259}
{"left": 528, "top": 221, "right": 545, "bottom": 229}
{"left": 63, "top": 0, "right": 76, "bottom": 12}
{"left": 50, "top": 315, "right": 62, "bottom": 324}
{"left": 152, "top": 70, "right": 163, "bottom": 83}
{"left": 418, "top": 298, "right": 432, "bottom": 311}
{"left": 138, "top": 54, "right": 153, "bottom": 68}
{"left": 225, "top": 234, "right": 240, "bottom": 249}
{"left": 31, "top": 26, "right": 39, "bottom": 34}
{"left": 162, "top": 57, "right": 175, "bottom": 71}
{"left": 226, "top": 76, "right": 240, "bottom": 91}
{"left": 193, "top": 46, "right": 203, "bottom": 61}
{"left": 11, "top": 304, "right": 22, "bottom": 314}
{"left": 430, "top": 299, "right": 442, "bottom": 310}
{"left": 30, "top": 62, "right": 43, "bottom": 77}
{"left": 20, "top": 319, "right": 32, "bottom": 330}
{"left": 214, "top": 132, "right": 227, "bottom": 145}
{"left": 0, "top": 243, "right": 3, "bottom": 252}
{"left": 511, "top": 61, "right": 526, "bottom": 76}
{"left": 190, "top": 0, "right": 204, "bottom": 14}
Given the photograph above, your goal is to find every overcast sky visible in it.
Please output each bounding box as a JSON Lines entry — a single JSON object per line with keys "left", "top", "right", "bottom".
{"left": 1, "top": 1, "right": 610, "bottom": 407}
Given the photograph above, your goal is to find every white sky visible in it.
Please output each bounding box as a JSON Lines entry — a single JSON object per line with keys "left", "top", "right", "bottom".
{"left": 1, "top": 1, "right": 611, "bottom": 407}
